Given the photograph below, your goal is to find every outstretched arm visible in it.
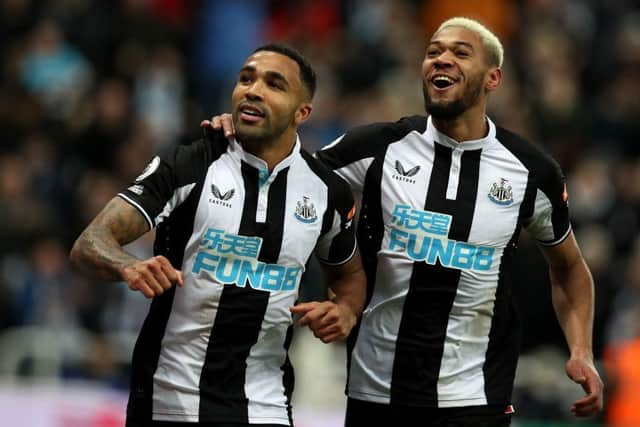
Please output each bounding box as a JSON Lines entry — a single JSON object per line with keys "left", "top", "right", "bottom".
{"left": 540, "top": 231, "right": 603, "bottom": 417}
{"left": 70, "top": 197, "right": 183, "bottom": 298}
{"left": 290, "top": 249, "right": 366, "bottom": 343}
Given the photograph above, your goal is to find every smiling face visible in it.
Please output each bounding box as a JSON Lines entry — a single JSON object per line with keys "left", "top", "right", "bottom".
{"left": 231, "top": 51, "right": 311, "bottom": 147}
{"left": 422, "top": 26, "right": 500, "bottom": 120}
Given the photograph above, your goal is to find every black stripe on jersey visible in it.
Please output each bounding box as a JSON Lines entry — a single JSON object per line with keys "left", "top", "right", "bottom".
{"left": 204, "top": 128, "right": 233, "bottom": 158}
{"left": 346, "top": 155, "right": 386, "bottom": 381}
{"left": 199, "top": 161, "right": 289, "bottom": 423}
{"left": 127, "top": 136, "right": 225, "bottom": 423}
{"left": 356, "top": 155, "right": 386, "bottom": 305}
{"left": 281, "top": 325, "right": 295, "bottom": 426}
{"left": 300, "top": 150, "right": 356, "bottom": 264}
{"left": 496, "top": 127, "right": 569, "bottom": 242}
{"left": 300, "top": 150, "right": 335, "bottom": 238}
{"left": 199, "top": 285, "right": 270, "bottom": 422}
{"left": 483, "top": 237, "right": 520, "bottom": 405}
{"left": 317, "top": 116, "right": 428, "bottom": 169}
{"left": 262, "top": 168, "right": 288, "bottom": 262}
{"left": 126, "top": 288, "right": 176, "bottom": 422}
{"left": 391, "top": 145, "right": 482, "bottom": 406}
{"left": 483, "top": 163, "right": 536, "bottom": 404}
{"left": 239, "top": 162, "right": 260, "bottom": 236}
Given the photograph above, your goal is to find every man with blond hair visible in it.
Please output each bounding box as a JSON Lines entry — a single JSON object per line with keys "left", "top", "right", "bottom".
{"left": 204, "top": 17, "right": 603, "bottom": 426}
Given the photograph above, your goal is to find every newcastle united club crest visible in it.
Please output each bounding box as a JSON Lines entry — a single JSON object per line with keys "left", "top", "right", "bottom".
{"left": 295, "top": 196, "right": 317, "bottom": 223}
{"left": 488, "top": 178, "right": 514, "bottom": 206}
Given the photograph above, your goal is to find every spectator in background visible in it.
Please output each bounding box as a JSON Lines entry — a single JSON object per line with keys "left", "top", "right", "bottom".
{"left": 190, "top": 0, "right": 267, "bottom": 114}
{"left": 70, "top": 44, "right": 366, "bottom": 426}
{"left": 134, "top": 44, "right": 185, "bottom": 151}
{"left": 205, "top": 17, "right": 604, "bottom": 426}
{"left": 20, "top": 19, "right": 93, "bottom": 120}
{"left": 0, "top": 153, "right": 53, "bottom": 254}
{"left": 0, "top": 1, "right": 639, "bottom": 425}
{"left": 74, "top": 78, "right": 132, "bottom": 171}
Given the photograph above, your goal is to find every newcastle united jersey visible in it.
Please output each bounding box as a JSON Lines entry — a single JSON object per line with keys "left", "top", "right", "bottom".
{"left": 119, "top": 130, "right": 356, "bottom": 425}
{"left": 317, "top": 115, "right": 570, "bottom": 408}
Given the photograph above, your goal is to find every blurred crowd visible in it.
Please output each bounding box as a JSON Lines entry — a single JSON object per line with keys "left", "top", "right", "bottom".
{"left": 0, "top": 0, "right": 639, "bottom": 425}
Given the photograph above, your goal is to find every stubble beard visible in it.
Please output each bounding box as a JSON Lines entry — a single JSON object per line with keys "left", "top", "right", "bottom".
{"left": 234, "top": 114, "right": 292, "bottom": 152}
{"left": 423, "top": 77, "right": 483, "bottom": 120}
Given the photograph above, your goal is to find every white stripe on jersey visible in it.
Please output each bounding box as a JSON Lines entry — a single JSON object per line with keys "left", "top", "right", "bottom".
{"left": 152, "top": 278, "right": 225, "bottom": 421}
{"left": 246, "top": 291, "right": 292, "bottom": 424}
{"left": 446, "top": 148, "right": 463, "bottom": 200}
{"left": 335, "top": 157, "right": 374, "bottom": 193}
{"left": 348, "top": 128, "right": 434, "bottom": 403}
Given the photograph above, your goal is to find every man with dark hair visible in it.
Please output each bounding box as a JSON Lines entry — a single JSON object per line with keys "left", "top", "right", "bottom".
{"left": 204, "top": 17, "right": 604, "bottom": 427}
{"left": 252, "top": 44, "right": 317, "bottom": 99}
{"left": 70, "top": 43, "right": 366, "bottom": 427}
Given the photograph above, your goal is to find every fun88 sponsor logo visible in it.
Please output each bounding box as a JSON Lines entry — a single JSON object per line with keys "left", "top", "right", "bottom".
{"left": 192, "top": 228, "right": 301, "bottom": 291}
{"left": 389, "top": 205, "right": 494, "bottom": 271}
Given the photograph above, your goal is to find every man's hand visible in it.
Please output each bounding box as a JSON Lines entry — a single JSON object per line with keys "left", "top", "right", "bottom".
{"left": 201, "top": 113, "right": 235, "bottom": 137}
{"left": 122, "top": 255, "right": 184, "bottom": 298}
{"left": 290, "top": 301, "right": 357, "bottom": 343}
{"left": 566, "top": 355, "right": 604, "bottom": 417}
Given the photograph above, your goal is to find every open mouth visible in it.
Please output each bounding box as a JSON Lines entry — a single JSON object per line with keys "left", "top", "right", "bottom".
{"left": 239, "top": 104, "right": 265, "bottom": 122}
{"left": 432, "top": 75, "right": 456, "bottom": 89}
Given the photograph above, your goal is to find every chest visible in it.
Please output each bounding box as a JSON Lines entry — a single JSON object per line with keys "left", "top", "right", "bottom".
{"left": 190, "top": 157, "right": 328, "bottom": 266}
{"left": 377, "top": 141, "right": 530, "bottom": 248}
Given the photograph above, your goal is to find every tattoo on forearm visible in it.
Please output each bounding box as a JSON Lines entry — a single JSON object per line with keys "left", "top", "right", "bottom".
{"left": 71, "top": 197, "right": 149, "bottom": 281}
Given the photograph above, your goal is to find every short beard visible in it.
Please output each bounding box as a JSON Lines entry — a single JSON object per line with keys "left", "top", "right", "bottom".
{"left": 233, "top": 116, "right": 291, "bottom": 150}
{"left": 422, "top": 80, "right": 482, "bottom": 120}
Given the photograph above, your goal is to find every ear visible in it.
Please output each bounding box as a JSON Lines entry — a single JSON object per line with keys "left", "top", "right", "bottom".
{"left": 294, "top": 102, "right": 313, "bottom": 126}
{"left": 485, "top": 67, "right": 502, "bottom": 92}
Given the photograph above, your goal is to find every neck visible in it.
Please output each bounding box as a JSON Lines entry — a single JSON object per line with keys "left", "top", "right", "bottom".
{"left": 240, "top": 129, "right": 297, "bottom": 171}
{"left": 431, "top": 103, "right": 488, "bottom": 142}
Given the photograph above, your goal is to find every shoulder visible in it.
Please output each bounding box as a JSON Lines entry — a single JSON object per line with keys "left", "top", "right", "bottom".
{"left": 166, "top": 129, "right": 229, "bottom": 163}
{"left": 318, "top": 115, "right": 428, "bottom": 167}
{"left": 153, "top": 130, "right": 230, "bottom": 185}
{"left": 494, "top": 126, "right": 563, "bottom": 179}
{"left": 300, "top": 149, "right": 352, "bottom": 191}
{"left": 340, "top": 115, "right": 428, "bottom": 147}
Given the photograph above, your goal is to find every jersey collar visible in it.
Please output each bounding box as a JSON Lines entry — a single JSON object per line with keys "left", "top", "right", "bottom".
{"left": 426, "top": 115, "right": 496, "bottom": 151}
{"left": 229, "top": 134, "right": 301, "bottom": 175}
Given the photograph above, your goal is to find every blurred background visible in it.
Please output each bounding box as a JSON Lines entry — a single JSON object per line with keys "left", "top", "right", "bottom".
{"left": 0, "top": 0, "right": 639, "bottom": 426}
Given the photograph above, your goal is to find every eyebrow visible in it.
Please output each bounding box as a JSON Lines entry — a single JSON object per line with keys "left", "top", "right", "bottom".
{"left": 239, "top": 65, "right": 290, "bottom": 87}
{"left": 428, "top": 40, "right": 475, "bottom": 50}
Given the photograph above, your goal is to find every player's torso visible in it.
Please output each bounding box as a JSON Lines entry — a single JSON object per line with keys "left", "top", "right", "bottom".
{"left": 373, "top": 133, "right": 528, "bottom": 301}
{"left": 150, "top": 145, "right": 330, "bottom": 424}
{"left": 349, "top": 128, "right": 529, "bottom": 407}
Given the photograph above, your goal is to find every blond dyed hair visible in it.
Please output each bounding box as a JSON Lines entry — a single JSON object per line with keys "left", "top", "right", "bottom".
{"left": 436, "top": 17, "right": 504, "bottom": 67}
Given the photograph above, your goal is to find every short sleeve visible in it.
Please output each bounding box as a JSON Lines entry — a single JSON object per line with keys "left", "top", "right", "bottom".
{"left": 316, "top": 133, "right": 371, "bottom": 193}
{"left": 316, "top": 116, "right": 427, "bottom": 193}
{"left": 118, "top": 140, "right": 205, "bottom": 229}
{"left": 314, "top": 175, "right": 357, "bottom": 265}
{"left": 524, "top": 161, "right": 571, "bottom": 246}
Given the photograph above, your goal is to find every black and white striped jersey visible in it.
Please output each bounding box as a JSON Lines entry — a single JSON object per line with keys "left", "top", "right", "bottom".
{"left": 118, "top": 130, "right": 356, "bottom": 425}
{"left": 316, "top": 115, "right": 570, "bottom": 408}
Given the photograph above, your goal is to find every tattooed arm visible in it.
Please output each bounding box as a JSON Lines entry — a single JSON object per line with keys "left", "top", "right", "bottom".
{"left": 70, "top": 197, "right": 183, "bottom": 298}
